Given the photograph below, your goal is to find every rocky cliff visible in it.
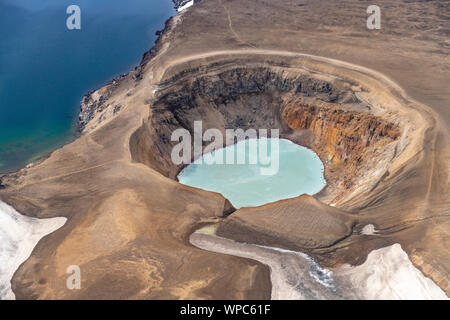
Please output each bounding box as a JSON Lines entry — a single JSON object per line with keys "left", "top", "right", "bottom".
{"left": 130, "top": 60, "right": 401, "bottom": 205}
{"left": 282, "top": 96, "right": 401, "bottom": 203}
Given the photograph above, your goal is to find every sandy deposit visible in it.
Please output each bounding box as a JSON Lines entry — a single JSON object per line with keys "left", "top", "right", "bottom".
{"left": 0, "top": 201, "right": 66, "bottom": 300}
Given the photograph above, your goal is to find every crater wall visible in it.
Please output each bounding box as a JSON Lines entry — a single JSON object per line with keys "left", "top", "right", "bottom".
{"left": 130, "top": 59, "right": 403, "bottom": 205}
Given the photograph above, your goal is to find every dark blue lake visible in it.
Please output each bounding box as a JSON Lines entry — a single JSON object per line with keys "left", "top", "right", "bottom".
{"left": 0, "top": 0, "right": 175, "bottom": 172}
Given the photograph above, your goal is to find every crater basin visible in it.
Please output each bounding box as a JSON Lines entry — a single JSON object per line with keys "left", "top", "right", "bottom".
{"left": 178, "top": 138, "right": 326, "bottom": 208}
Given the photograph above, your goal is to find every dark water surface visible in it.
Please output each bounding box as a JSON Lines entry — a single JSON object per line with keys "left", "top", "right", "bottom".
{"left": 0, "top": 0, "right": 175, "bottom": 172}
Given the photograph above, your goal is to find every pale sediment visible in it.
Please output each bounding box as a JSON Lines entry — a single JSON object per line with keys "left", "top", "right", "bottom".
{"left": 0, "top": 201, "right": 66, "bottom": 300}
{"left": 335, "top": 244, "right": 448, "bottom": 300}
{"left": 191, "top": 230, "right": 448, "bottom": 300}
{"left": 190, "top": 232, "right": 339, "bottom": 300}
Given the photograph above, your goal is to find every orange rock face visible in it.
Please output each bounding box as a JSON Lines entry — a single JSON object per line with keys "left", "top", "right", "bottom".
{"left": 282, "top": 97, "right": 401, "bottom": 200}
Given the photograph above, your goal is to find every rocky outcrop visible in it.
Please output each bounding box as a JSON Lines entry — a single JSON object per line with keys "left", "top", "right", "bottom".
{"left": 78, "top": 90, "right": 109, "bottom": 132}
{"left": 78, "top": 12, "right": 177, "bottom": 134}
{"left": 283, "top": 97, "right": 400, "bottom": 164}
{"left": 78, "top": 77, "right": 125, "bottom": 133}
{"left": 282, "top": 96, "right": 401, "bottom": 202}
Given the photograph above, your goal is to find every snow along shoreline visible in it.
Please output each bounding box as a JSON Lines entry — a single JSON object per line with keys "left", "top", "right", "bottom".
{"left": 0, "top": 200, "right": 66, "bottom": 300}
{"left": 177, "top": 0, "right": 194, "bottom": 12}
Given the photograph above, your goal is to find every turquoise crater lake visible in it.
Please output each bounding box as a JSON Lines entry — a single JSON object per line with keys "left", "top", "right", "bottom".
{"left": 178, "top": 138, "right": 326, "bottom": 209}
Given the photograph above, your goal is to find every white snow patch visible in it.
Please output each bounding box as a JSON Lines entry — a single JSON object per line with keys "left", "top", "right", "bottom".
{"left": 177, "top": 0, "right": 194, "bottom": 12}
{"left": 337, "top": 243, "right": 448, "bottom": 300}
{"left": 361, "top": 224, "right": 378, "bottom": 235}
{"left": 0, "top": 201, "right": 66, "bottom": 300}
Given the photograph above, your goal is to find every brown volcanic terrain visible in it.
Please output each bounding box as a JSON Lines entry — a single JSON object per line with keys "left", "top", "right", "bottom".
{"left": 0, "top": 0, "right": 449, "bottom": 299}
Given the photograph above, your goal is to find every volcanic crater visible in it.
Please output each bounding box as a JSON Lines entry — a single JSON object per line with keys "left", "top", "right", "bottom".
{"left": 130, "top": 56, "right": 404, "bottom": 208}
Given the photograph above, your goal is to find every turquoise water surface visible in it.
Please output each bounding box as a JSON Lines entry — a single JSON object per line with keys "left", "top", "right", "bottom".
{"left": 0, "top": 0, "right": 175, "bottom": 172}
{"left": 178, "top": 139, "right": 326, "bottom": 208}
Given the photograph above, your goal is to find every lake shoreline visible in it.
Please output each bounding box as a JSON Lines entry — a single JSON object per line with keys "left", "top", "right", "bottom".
{"left": 0, "top": 0, "right": 180, "bottom": 175}
{"left": 178, "top": 138, "right": 326, "bottom": 209}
